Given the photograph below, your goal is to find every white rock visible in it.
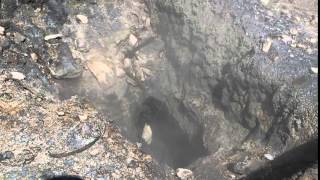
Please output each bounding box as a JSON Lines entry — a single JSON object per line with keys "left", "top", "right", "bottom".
{"left": 76, "top": 15, "right": 88, "bottom": 24}
{"left": 228, "top": 174, "right": 236, "bottom": 179}
{"left": 176, "top": 168, "right": 193, "bottom": 180}
{"left": 129, "top": 34, "right": 138, "bottom": 46}
{"left": 14, "top": 32, "right": 26, "bottom": 43}
{"left": 145, "top": 18, "right": 151, "bottom": 27}
{"left": 142, "top": 123, "right": 152, "bottom": 145}
{"left": 262, "top": 38, "right": 272, "bottom": 53}
{"left": 311, "top": 67, "right": 318, "bottom": 74}
{"left": 30, "top": 53, "right": 38, "bottom": 61}
{"left": 44, "top": 34, "right": 63, "bottom": 41}
{"left": 0, "top": 26, "right": 5, "bottom": 35}
{"left": 260, "top": 0, "right": 270, "bottom": 6}
{"left": 89, "top": 147, "right": 100, "bottom": 156}
{"left": 264, "top": 154, "right": 275, "bottom": 161}
{"left": 10, "top": 72, "right": 25, "bottom": 80}
{"left": 78, "top": 114, "right": 88, "bottom": 121}
{"left": 289, "top": 28, "right": 298, "bottom": 36}
{"left": 57, "top": 111, "right": 65, "bottom": 116}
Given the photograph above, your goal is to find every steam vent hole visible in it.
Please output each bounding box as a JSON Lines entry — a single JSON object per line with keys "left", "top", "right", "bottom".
{"left": 135, "top": 97, "right": 208, "bottom": 168}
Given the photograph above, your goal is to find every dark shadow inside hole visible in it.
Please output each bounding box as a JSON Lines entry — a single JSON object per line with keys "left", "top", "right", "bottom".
{"left": 136, "top": 97, "right": 208, "bottom": 168}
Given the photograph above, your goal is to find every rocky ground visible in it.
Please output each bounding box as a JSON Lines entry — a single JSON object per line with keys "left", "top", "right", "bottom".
{"left": 0, "top": 0, "right": 318, "bottom": 179}
{"left": 0, "top": 71, "right": 174, "bottom": 179}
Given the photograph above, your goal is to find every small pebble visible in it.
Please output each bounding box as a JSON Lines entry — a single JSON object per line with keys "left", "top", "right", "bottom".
{"left": 0, "top": 26, "right": 5, "bottom": 35}
{"left": 89, "top": 148, "right": 100, "bottom": 156}
{"left": 264, "top": 154, "right": 274, "bottom": 160}
{"left": 76, "top": 15, "right": 89, "bottom": 24}
{"left": 57, "top": 111, "right": 65, "bottom": 116}
{"left": 30, "top": 53, "right": 38, "bottom": 62}
{"left": 310, "top": 67, "right": 318, "bottom": 74}
{"left": 13, "top": 32, "right": 26, "bottom": 43}
{"left": 176, "top": 168, "right": 193, "bottom": 180}
{"left": 78, "top": 114, "right": 88, "bottom": 121}
{"left": 44, "top": 34, "right": 63, "bottom": 41}
{"left": 260, "top": 0, "right": 270, "bottom": 6}
{"left": 262, "top": 38, "right": 272, "bottom": 53}
{"left": 10, "top": 71, "right": 26, "bottom": 80}
{"left": 289, "top": 28, "right": 298, "bottom": 36}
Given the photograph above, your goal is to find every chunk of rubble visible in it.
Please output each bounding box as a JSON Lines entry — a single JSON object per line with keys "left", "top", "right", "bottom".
{"left": 0, "top": 26, "right": 5, "bottom": 35}
{"left": 76, "top": 15, "right": 89, "bottom": 24}
{"left": 10, "top": 71, "right": 25, "bottom": 80}
{"left": 176, "top": 168, "right": 193, "bottom": 180}
{"left": 264, "top": 153, "right": 275, "bottom": 161}
{"left": 44, "top": 34, "right": 63, "bottom": 41}
{"left": 262, "top": 38, "right": 272, "bottom": 53}
{"left": 310, "top": 67, "right": 318, "bottom": 74}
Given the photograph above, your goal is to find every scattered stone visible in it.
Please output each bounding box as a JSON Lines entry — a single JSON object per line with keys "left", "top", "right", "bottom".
{"left": 129, "top": 34, "right": 138, "bottom": 46}
{"left": 176, "top": 168, "right": 193, "bottom": 180}
{"left": 260, "top": 0, "right": 270, "bottom": 6}
{"left": 294, "top": 16, "right": 301, "bottom": 22}
{"left": 145, "top": 18, "right": 151, "bottom": 27}
{"left": 89, "top": 148, "right": 100, "bottom": 156}
{"left": 290, "top": 43, "right": 297, "bottom": 48}
{"left": 30, "top": 53, "right": 38, "bottom": 62}
{"left": 86, "top": 57, "right": 114, "bottom": 86}
{"left": 76, "top": 15, "right": 89, "bottom": 24}
{"left": 264, "top": 154, "right": 275, "bottom": 161}
{"left": 13, "top": 32, "right": 26, "bottom": 43}
{"left": 310, "top": 67, "right": 318, "bottom": 74}
{"left": 297, "top": 44, "right": 307, "bottom": 49}
{"left": 136, "top": 143, "right": 142, "bottom": 148}
{"left": 0, "top": 26, "right": 5, "bottom": 35}
{"left": 57, "top": 111, "right": 65, "bottom": 116}
{"left": 262, "top": 38, "right": 272, "bottom": 53}
{"left": 289, "top": 28, "right": 298, "bottom": 36}
{"left": 10, "top": 72, "right": 26, "bottom": 80}
{"left": 44, "top": 34, "right": 63, "bottom": 41}
{"left": 228, "top": 174, "right": 236, "bottom": 179}
{"left": 142, "top": 123, "right": 152, "bottom": 145}
{"left": 78, "top": 114, "right": 88, "bottom": 121}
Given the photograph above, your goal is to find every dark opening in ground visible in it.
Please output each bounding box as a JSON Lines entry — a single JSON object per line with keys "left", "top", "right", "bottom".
{"left": 135, "top": 97, "right": 208, "bottom": 168}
